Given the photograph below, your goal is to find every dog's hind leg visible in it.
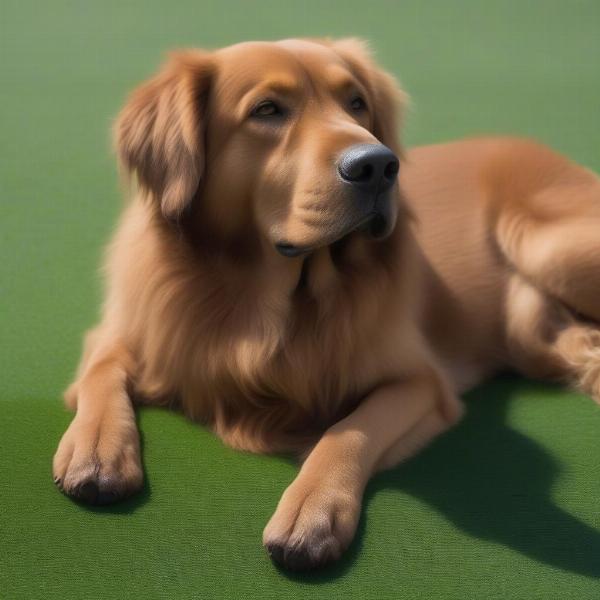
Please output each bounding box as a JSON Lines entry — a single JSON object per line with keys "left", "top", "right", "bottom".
{"left": 495, "top": 162, "right": 600, "bottom": 323}
{"left": 53, "top": 329, "right": 143, "bottom": 504}
{"left": 506, "top": 273, "right": 600, "bottom": 404}
{"left": 494, "top": 154, "right": 600, "bottom": 401}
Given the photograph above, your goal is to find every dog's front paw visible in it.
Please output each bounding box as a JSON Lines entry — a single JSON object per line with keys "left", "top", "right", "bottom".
{"left": 53, "top": 415, "right": 143, "bottom": 505}
{"left": 263, "top": 477, "right": 361, "bottom": 571}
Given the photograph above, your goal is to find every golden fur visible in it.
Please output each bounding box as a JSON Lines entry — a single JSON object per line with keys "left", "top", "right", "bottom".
{"left": 54, "top": 38, "right": 600, "bottom": 571}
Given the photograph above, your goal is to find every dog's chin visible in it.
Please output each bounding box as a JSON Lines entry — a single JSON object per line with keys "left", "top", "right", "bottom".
{"left": 275, "top": 211, "right": 394, "bottom": 258}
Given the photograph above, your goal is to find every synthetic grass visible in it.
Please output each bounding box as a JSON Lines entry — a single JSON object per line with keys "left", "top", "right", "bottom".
{"left": 1, "top": 1, "right": 599, "bottom": 598}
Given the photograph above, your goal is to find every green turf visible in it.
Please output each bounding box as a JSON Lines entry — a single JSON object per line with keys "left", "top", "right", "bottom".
{"left": 1, "top": 1, "right": 600, "bottom": 598}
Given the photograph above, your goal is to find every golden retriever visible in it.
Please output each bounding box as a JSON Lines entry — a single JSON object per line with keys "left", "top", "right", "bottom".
{"left": 53, "top": 38, "right": 600, "bottom": 571}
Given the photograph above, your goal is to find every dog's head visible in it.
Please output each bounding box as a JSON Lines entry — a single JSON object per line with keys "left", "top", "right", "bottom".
{"left": 115, "top": 39, "right": 407, "bottom": 257}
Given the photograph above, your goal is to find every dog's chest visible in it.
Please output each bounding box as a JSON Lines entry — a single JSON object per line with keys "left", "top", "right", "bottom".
{"left": 200, "top": 295, "right": 385, "bottom": 453}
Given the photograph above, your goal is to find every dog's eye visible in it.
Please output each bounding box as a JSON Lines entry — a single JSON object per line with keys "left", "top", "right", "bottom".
{"left": 350, "top": 96, "right": 367, "bottom": 112}
{"left": 251, "top": 100, "right": 282, "bottom": 118}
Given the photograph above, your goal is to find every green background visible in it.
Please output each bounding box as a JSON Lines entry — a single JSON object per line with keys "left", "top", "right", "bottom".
{"left": 2, "top": 1, "right": 600, "bottom": 598}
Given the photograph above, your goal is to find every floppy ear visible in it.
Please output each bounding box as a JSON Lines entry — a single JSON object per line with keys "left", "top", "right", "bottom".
{"left": 114, "top": 51, "right": 213, "bottom": 220}
{"left": 329, "top": 38, "right": 408, "bottom": 157}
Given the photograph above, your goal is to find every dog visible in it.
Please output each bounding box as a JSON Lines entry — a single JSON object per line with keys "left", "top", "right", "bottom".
{"left": 53, "top": 38, "right": 600, "bottom": 571}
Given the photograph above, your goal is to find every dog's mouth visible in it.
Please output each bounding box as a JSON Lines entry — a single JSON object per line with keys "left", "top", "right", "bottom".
{"left": 275, "top": 211, "right": 389, "bottom": 258}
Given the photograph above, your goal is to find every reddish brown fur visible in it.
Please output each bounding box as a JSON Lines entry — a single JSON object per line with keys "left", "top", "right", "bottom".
{"left": 54, "top": 38, "right": 600, "bottom": 571}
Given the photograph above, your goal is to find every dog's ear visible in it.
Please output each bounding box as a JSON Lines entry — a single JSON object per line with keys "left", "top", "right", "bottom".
{"left": 114, "top": 51, "right": 213, "bottom": 221}
{"left": 329, "top": 38, "right": 408, "bottom": 157}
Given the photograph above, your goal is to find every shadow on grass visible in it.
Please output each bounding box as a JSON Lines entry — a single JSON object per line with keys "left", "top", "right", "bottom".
{"left": 64, "top": 374, "right": 600, "bottom": 579}
{"left": 288, "top": 374, "right": 600, "bottom": 582}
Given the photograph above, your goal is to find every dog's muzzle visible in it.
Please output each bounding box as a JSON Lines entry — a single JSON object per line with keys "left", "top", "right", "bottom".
{"left": 275, "top": 143, "right": 399, "bottom": 258}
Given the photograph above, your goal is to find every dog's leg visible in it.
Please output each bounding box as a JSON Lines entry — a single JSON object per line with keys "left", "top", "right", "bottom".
{"left": 496, "top": 168, "right": 600, "bottom": 323}
{"left": 263, "top": 371, "right": 462, "bottom": 571}
{"left": 506, "top": 274, "right": 600, "bottom": 404}
{"left": 53, "top": 334, "right": 143, "bottom": 504}
{"left": 495, "top": 162, "right": 600, "bottom": 399}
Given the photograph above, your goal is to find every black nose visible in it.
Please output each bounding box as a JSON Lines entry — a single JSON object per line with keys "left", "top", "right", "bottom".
{"left": 337, "top": 143, "right": 399, "bottom": 194}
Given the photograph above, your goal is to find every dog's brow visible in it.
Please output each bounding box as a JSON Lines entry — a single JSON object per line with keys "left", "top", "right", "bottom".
{"left": 325, "top": 68, "right": 364, "bottom": 96}
{"left": 253, "top": 79, "right": 302, "bottom": 96}
{"left": 331, "top": 78, "right": 359, "bottom": 92}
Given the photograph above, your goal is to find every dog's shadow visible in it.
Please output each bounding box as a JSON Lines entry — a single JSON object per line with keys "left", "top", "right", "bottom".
{"left": 78, "top": 375, "right": 600, "bottom": 580}
{"left": 296, "top": 374, "right": 600, "bottom": 582}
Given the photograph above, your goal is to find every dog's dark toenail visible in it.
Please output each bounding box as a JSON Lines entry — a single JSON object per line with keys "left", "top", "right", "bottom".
{"left": 284, "top": 545, "right": 316, "bottom": 571}
{"left": 266, "top": 543, "right": 285, "bottom": 566}
{"left": 267, "top": 541, "right": 319, "bottom": 571}
{"left": 96, "top": 490, "right": 119, "bottom": 505}
{"left": 74, "top": 480, "right": 99, "bottom": 504}
{"left": 267, "top": 538, "right": 337, "bottom": 572}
